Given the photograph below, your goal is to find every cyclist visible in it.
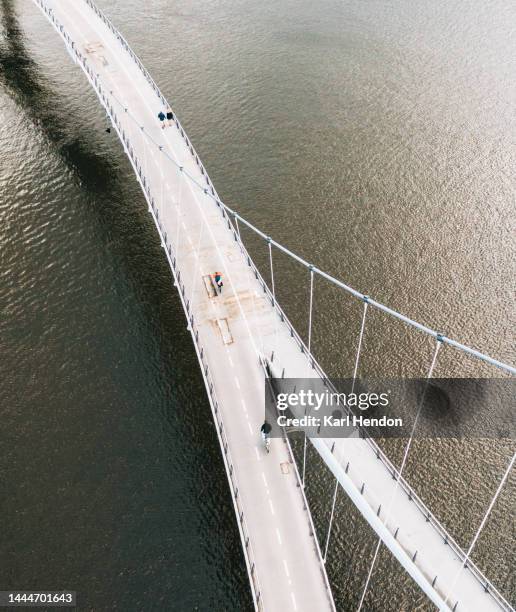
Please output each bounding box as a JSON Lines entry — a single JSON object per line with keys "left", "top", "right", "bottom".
{"left": 261, "top": 420, "right": 272, "bottom": 437}
{"left": 260, "top": 420, "right": 272, "bottom": 452}
{"left": 213, "top": 272, "right": 223, "bottom": 293}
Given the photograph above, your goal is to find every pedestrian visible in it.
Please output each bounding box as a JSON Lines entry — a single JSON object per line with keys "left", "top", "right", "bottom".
{"left": 166, "top": 108, "right": 173, "bottom": 127}
{"left": 158, "top": 110, "right": 166, "bottom": 129}
{"left": 214, "top": 272, "right": 223, "bottom": 293}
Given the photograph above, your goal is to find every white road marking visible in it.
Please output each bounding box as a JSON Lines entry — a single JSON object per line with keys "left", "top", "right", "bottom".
{"left": 234, "top": 377, "right": 241, "bottom": 390}
{"left": 291, "top": 592, "right": 298, "bottom": 610}
{"left": 283, "top": 559, "right": 290, "bottom": 578}
{"left": 254, "top": 447, "right": 261, "bottom": 461}
{"left": 228, "top": 355, "right": 234, "bottom": 367}
{"left": 276, "top": 528, "right": 282, "bottom": 545}
{"left": 269, "top": 499, "right": 275, "bottom": 515}
{"left": 261, "top": 473, "right": 269, "bottom": 488}
{"left": 247, "top": 422, "right": 253, "bottom": 434}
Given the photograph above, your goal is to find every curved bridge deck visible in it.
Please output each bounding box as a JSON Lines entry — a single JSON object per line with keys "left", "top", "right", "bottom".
{"left": 32, "top": 2, "right": 512, "bottom": 611}
{"left": 33, "top": 1, "right": 334, "bottom": 610}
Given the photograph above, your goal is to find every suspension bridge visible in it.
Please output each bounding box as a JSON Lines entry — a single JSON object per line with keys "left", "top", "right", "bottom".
{"left": 31, "top": 1, "right": 515, "bottom": 610}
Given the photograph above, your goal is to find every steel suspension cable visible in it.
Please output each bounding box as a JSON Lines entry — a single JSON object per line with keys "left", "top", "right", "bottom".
{"left": 104, "top": 80, "right": 515, "bottom": 377}
{"left": 234, "top": 213, "right": 241, "bottom": 242}
{"left": 444, "top": 450, "right": 516, "bottom": 608}
{"left": 323, "top": 478, "right": 339, "bottom": 562}
{"left": 268, "top": 239, "right": 275, "bottom": 306}
{"left": 302, "top": 425, "right": 308, "bottom": 488}
{"left": 308, "top": 266, "right": 315, "bottom": 355}
{"left": 323, "top": 298, "right": 369, "bottom": 560}
{"left": 302, "top": 265, "right": 316, "bottom": 488}
{"left": 351, "top": 299, "right": 369, "bottom": 395}
{"left": 356, "top": 338, "right": 442, "bottom": 612}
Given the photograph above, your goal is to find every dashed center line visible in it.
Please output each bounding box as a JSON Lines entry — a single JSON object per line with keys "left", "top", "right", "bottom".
{"left": 276, "top": 528, "right": 282, "bottom": 545}
{"left": 283, "top": 559, "right": 290, "bottom": 578}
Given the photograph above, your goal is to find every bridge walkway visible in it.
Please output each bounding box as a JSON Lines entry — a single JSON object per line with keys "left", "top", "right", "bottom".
{"left": 38, "top": 1, "right": 334, "bottom": 610}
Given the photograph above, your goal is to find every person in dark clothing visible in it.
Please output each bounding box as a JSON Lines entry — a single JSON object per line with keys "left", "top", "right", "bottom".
{"left": 261, "top": 421, "right": 272, "bottom": 435}
{"left": 261, "top": 420, "right": 272, "bottom": 452}
{"left": 166, "top": 109, "right": 173, "bottom": 126}
{"left": 158, "top": 110, "right": 166, "bottom": 129}
{"left": 214, "top": 272, "right": 223, "bottom": 293}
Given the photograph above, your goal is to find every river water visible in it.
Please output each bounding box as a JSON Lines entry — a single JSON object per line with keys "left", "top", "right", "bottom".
{"left": 1, "top": 0, "right": 514, "bottom": 610}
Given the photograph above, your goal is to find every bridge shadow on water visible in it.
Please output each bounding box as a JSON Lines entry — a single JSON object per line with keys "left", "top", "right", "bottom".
{"left": 0, "top": 3, "right": 252, "bottom": 609}
{"left": 0, "top": 0, "right": 196, "bottom": 366}
{"left": 0, "top": 0, "right": 115, "bottom": 193}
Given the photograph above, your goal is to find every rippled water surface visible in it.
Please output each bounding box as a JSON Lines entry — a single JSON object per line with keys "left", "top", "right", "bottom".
{"left": 1, "top": 0, "right": 514, "bottom": 610}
